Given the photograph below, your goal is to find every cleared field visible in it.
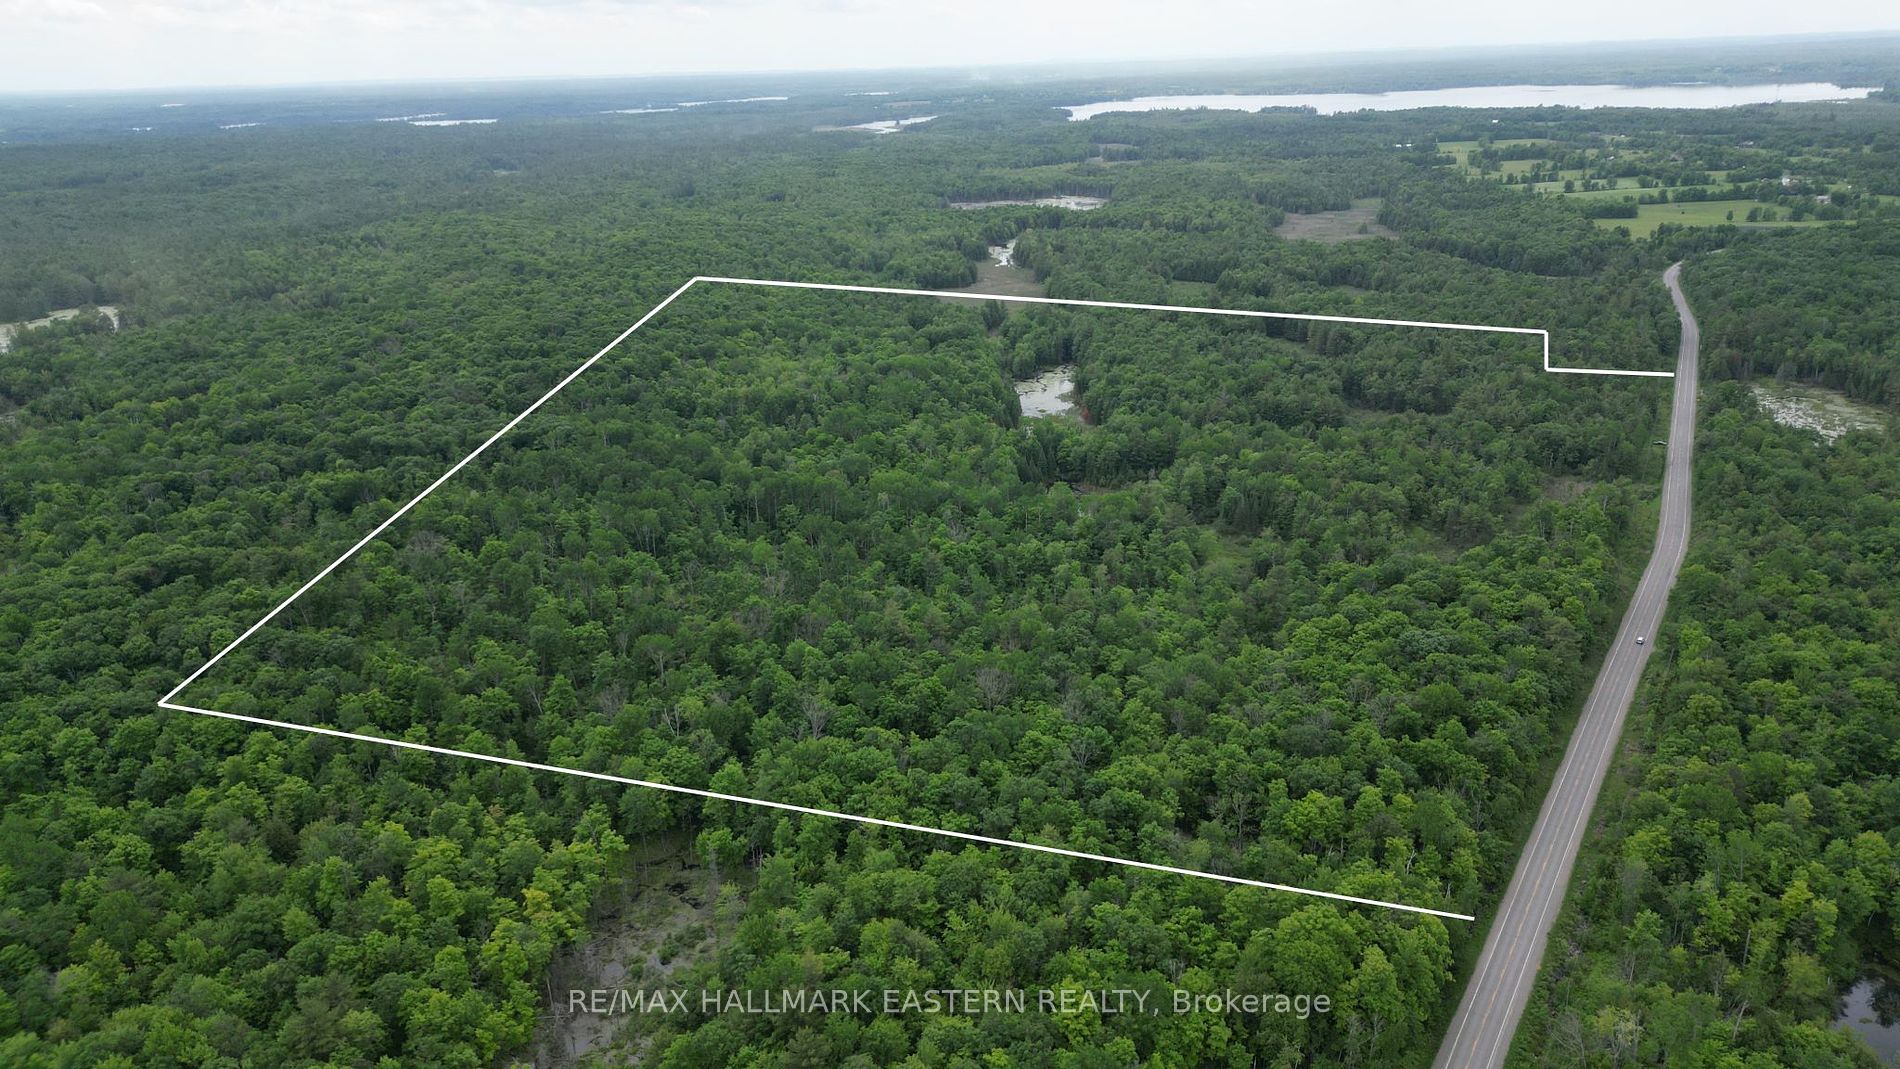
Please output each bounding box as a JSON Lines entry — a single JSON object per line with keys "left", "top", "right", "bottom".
{"left": 1438, "top": 138, "right": 1554, "bottom": 154}
{"left": 1274, "top": 198, "right": 1396, "bottom": 242}
{"left": 1509, "top": 173, "right": 1589, "bottom": 192}
{"left": 1437, "top": 138, "right": 1560, "bottom": 177}
{"left": 1171, "top": 279, "right": 1216, "bottom": 302}
{"left": 1594, "top": 199, "right": 1839, "bottom": 237}
{"left": 963, "top": 259, "right": 1046, "bottom": 297}
{"left": 1559, "top": 185, "right": 1651, "bottom": 201}
{"left": 940, "top": 246, "right": 1046, "bottom": 313}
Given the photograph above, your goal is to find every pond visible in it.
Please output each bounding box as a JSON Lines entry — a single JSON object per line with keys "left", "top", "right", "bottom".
{"left": 845, "top": 115, "right": 937, "bottom": 134}
{"left": 1016, "top": 365, "right": 1080, "bottom": 420}
{"left": 952, "top": 195, "right": 1105, "bottom": 211}
{"left": 1751, "top": 380, "right": 1886, "bottom": 442}
{"left": 1838, "top": 976, "right": 1900, "bottom": 1064}
{"left": 1062, "top": 83, "right": 1876, "bottom": 120}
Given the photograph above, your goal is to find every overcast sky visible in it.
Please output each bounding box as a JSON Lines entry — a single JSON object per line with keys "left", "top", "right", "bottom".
{"left": 4, "top": 0, "right": 1898, "bottom": 94}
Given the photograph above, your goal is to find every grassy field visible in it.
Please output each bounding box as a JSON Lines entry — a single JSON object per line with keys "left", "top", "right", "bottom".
{"left": 1437, "top": 138, "right": 1746, "bottom": 202}
{"left": 1552, "top": 184, "right": 1648, "bottom": 200}
{"left": 1510, "top": 173, "right": 1589, "bottom": 192}
{"left": 1592, "top": 199, "right": 1840, "bottom": 237}
{"left": 938, "top": 251, "right": 1046, "bottom": 316}
{"left": 964, "top": 259, "right": 1046, "bottom": 297}
{"left": 1274, "top": 197, "right": 1397, "bottom": 243}
{"left": 1428, "top": 137, "right": 1882, "bottom": 239}
{"left": 1437, "top": 139, "right": 1557, "bottom": 177}
{"left": 1170, "top": 279, "right": 1217, "bottom": 302}
{"left": 1437, "top": 138, "right": 1554, "bottom": 154}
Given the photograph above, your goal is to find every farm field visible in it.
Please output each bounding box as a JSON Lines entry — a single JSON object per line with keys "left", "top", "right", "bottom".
{"left": 1593, "top": 198, "right": 1841, "bottom": 236}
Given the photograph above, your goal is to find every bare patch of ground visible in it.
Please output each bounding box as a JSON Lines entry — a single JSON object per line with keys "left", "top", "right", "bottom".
{"left": 0, "top": 305, "right": 120, "bottom": 354}
{"left": 526, "top": 835, "right": 725, "bottom": 1068}
{"left": 1545, "top": 476, "right": 1595, "bottom": 502}
{"left": 1274, "top": 198, "right": 1396, "bottom": 243}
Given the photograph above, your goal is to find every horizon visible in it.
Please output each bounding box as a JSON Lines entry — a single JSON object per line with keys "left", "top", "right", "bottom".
{"left": 4, "top": 2, "right": 1899, "bottom": 95}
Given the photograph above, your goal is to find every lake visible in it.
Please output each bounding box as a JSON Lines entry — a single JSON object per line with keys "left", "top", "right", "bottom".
{"left": 678, "top": 96, "right": 788, "bottom": 106}
{"left": 1063, "top": 83, "right": 1877, "bottom": 120}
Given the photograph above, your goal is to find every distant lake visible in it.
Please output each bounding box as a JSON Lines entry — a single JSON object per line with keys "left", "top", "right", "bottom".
{"left": 846, "top": 115, "right": 937, "bottom": 134}
{"left": 678, "top": 96, "right": 788, "bottom": 106}
{"left": 1063, "top": 83, "right": 1877, "bottom": 120}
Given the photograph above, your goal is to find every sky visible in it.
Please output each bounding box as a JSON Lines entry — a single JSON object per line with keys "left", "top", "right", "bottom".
{"left": 3, "top": 0, "right": 1898, "bottom": 93}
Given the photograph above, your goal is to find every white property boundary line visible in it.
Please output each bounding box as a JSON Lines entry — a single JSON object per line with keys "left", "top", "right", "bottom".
{"left": 157, "top": 275, "right": 1672, "bottom": 924}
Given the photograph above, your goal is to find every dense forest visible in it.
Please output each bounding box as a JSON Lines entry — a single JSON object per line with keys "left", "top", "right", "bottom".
{"left": 1683, "top": 225, "right": 1900, "bottom": 404}
{"left": 1, "top": 61, "right": 1896, "bottom": 1069}
{"left": 1515, "top": 250, "right": 1900, "bottom": 1064}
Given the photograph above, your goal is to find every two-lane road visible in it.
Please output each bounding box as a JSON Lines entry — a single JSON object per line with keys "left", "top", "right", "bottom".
{"left": 1432, "top": 264, "right": 1701, "bottom": 1069}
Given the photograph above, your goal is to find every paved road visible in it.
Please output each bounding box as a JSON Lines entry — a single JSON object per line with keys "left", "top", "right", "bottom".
{"left": 1431, "top": 264, "right": 1700, "bottom": 1069}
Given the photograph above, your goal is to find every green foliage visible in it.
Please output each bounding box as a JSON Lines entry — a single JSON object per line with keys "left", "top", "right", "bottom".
{"left": 1515, "top": 358, "right": 1900, "bottom": 1062}
{"left": 13, "top": 72, "right": 1874, "bottom": 1069}
{"left": 1685, "top": 223, "right": 1900, "bottom": 405}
